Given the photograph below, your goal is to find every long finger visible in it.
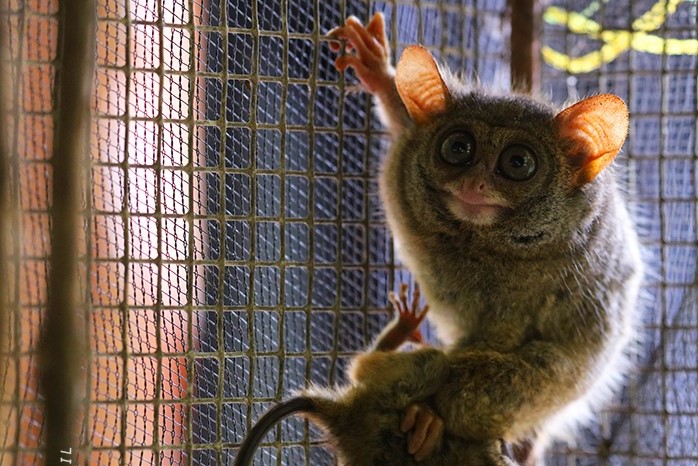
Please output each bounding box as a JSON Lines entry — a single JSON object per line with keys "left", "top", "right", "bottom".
{"left": 325, "top": 26, "right": 343, "bottom": 50}
{"left": 326, "top": 16, "right": 365, "bottom": 39}
{"left": 414, "top": 416, "right": 444, "bottom": 461}
{"left": 417, "top": 304, "right": 430, "bottom": 323}
{"left": 346, "top": 16, "right": 383, "bottom": 56}
{"left": 366, "top": 12, "right": 389, "bottom": 49}
{"left": 400, "top": 404, "right": 420, "bottom": 433}
{"left": 330, "top": 19, "right": 370, "bottom": 59}
{"left": 388, "top": 290, "right": 402, "bottom": 311}
{"left": 407, "top": 409, "right": 433, "bottom": 455}
{"left": 326, "top": 29, "right": 357, "bottom": 53}
{"left": 387, "top": 293, "right": 400, "bottom": 318}
{"left": 399, "top": 283, "right": 408, "bottom": 308}
{"left": 411, "top": 286, "right": 420, "bottom": 314}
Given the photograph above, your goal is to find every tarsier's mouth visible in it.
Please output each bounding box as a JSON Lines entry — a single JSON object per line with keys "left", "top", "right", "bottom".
{"left": 451, "top": 188, "right": 509, "bottom": 208}
{"left": 459, "top": 202, "right": 508, "bottom": 217}
{"left": 448, "top": 201, "right": 511, "bottom": 226}
{"left": 446, "top": 191, "right": 512, "bottom": 226}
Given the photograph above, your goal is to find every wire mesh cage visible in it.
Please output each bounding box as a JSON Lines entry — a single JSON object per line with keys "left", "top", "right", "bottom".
{"left": 0, "top": 0, "right": 696, "bottom": 465}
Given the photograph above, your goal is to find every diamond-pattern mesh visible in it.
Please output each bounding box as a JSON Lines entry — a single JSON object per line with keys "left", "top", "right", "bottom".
{"left": 1, "top": 0, "right": 695, "bottom": 465}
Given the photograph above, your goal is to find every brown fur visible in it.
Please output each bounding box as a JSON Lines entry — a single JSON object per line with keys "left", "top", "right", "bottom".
{"left": 378, "top": 46, "right": 643, "bottom": 459}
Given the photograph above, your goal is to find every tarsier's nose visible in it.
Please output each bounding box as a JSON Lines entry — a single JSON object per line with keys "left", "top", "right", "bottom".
{"left": 457, "top": 183, "right": 492, "bottom": 206}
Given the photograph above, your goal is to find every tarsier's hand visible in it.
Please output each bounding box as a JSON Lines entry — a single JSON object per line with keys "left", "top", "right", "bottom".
{"left": 401, "top": 403, "right": 445, "bottom": 461}
{"left": 326, "top": 13, "right": 394, "bottom": 97}
{"left": 388, "top": 283, "right": 429, "bottom": 344}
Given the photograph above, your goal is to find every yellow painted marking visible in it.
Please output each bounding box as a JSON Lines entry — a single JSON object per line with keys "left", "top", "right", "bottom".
{"left": 543, "top": 0, "right": 698, "bottom": 73}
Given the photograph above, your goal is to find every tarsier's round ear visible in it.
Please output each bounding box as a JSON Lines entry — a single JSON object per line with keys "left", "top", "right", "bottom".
{"left": 554, "top": 94, "right": 629, "bottom": 187}
{"left": 395, "top": 46, "right": 450, "bottom": 125}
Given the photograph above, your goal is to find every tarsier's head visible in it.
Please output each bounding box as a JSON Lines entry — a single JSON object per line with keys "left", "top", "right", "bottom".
{"left": 382, "top": 46, "right": 629, "bottom": 252}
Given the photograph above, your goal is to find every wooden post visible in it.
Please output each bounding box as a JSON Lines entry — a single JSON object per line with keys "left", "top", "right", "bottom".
{"left": 41, "top": 0, "right": 95, "bottom": 462}
{"left": 509, "top": 0, "right": 541, "bottom": 94}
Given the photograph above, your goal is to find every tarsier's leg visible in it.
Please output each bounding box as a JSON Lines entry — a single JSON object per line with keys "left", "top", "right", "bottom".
{"left": 327, "top": 13, "right": 411, "bottom": 136}
{"left": 369, "top": 283, "right": 444, "bottom": 461}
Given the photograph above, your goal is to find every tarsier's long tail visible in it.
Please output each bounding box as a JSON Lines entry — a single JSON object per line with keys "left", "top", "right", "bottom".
{"left": 233, "top": 396, "right": 317, "bottom": 466}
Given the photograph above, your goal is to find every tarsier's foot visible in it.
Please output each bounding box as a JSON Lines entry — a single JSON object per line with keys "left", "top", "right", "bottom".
{"left": 326, "top": 13, "right": 395, "bottom": 96}
{"left": 400, "top": 402, "right": 445, "bottom": 461}
{"left": 388, "top": 283, "right": 429, "bottom": 344}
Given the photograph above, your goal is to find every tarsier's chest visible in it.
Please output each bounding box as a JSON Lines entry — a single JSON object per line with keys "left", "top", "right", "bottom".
{"left": 416, "top": 253, "right": 578, "bottom": 348}
{"left": 426, "top": 287, "right": 553, "bottom": 349}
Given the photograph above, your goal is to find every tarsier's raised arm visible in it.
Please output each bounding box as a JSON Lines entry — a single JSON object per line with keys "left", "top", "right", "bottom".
{"left": 327, "top": 15, "right": 454, "bottom": 460}
{"left": 327, "top": 13, "right": 411, "bottom": 137}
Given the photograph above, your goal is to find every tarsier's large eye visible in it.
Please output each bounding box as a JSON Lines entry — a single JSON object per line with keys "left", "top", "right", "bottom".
{"left": 497, "top": 145, "right": 537, "bottom": 181}
{"left": 440, "top": 131, "right": 476, "bottom": 166}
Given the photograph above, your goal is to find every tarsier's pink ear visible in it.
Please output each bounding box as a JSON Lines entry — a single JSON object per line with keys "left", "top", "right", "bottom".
{"left": 555, "top": 94, "right": 629, "bottom": 187}
{"left": 395, "top": 46, "right": 449, "bottom": 125}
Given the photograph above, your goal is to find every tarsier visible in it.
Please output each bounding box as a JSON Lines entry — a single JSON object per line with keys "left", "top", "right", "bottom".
{"left": 235, "top": 12, "right": 644, "bottom": 466}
